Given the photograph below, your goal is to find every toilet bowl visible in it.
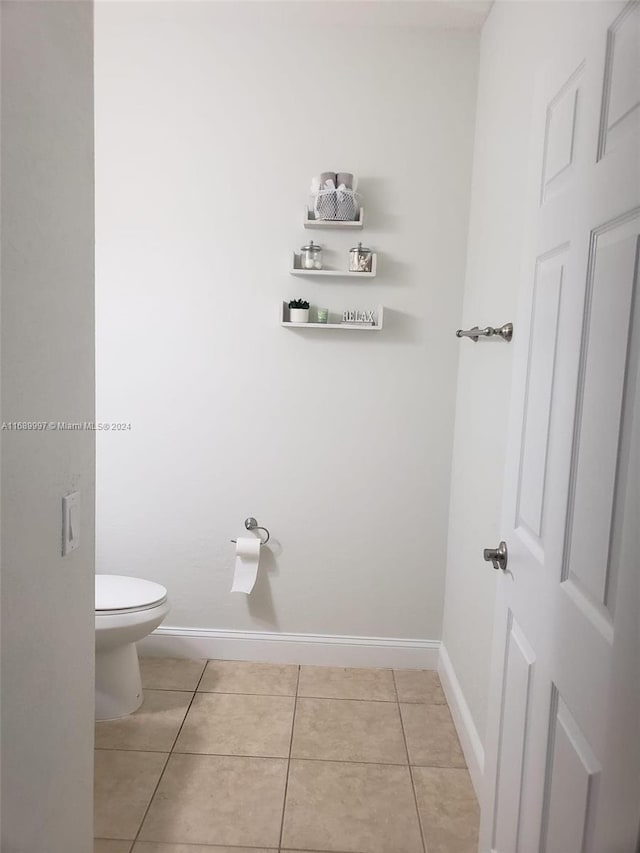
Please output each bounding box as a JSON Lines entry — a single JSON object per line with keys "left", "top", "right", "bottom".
{"left": 95, "top": 574, "right": 170, "bottom": 721}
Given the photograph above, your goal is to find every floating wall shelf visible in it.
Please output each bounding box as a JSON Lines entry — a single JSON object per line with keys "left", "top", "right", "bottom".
{"left": 304, "top": 208, "right": 364, "bottom": 229}
{"left": 289, "top": 253, "right": 377, "bottom": 278}
{"left": 280, "top": 302, "right": 384, "bottom": 331}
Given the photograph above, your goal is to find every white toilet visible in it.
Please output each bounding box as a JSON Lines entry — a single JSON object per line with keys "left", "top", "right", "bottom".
{"left": 95, "top": 574, "right": 170, "bottom": 721}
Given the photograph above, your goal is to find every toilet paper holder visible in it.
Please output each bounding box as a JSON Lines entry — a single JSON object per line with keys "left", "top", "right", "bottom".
{"left": 231, "top": 517, "right": 271, "bottom": 546}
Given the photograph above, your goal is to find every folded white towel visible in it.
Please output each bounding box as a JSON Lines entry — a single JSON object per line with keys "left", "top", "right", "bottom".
{"left": 320, "top": 171, "right": 337, "bottom": 189}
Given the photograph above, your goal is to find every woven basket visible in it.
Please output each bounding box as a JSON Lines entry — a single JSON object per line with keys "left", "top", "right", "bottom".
{"left": 313, "top": 188, "right": 358, "bottom": 221}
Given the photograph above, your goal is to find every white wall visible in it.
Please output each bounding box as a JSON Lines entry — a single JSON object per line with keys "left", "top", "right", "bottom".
{"left": 440, "top": 0, "right": 604, "bottom": 774}
{"left": 95, "top": 3, "right": 479, "bottom": 654}
{"left": 0, "top": 3, "right": 95, "bottom": 851}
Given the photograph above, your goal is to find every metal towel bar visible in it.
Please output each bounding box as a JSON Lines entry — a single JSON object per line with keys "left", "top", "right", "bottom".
{"left": 456, "top": 322, "right": 513, "bottom": 342}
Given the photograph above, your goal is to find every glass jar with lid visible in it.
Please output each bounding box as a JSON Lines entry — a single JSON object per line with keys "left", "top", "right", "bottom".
{"left": 300, "top": 240, "right": 323, "bottom": 270}
{"left": 349, "top": 242, "right": 373, "bottom": 273}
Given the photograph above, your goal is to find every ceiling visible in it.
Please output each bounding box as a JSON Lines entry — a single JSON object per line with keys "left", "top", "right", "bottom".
{"left": 113, "top": 0, "right": 494, "bottom": 32}
{"left": 249, "top": 1, "right": 495, "bottom": 30}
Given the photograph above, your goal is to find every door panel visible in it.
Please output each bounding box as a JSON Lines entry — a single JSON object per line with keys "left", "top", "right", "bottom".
{"left": 541, "top": 691, "right": 600, "bottom": 853}
{"left": 515, "top": 248, "right": 565, "bottom": 545}
{"left": 541, "top": 65, "right": 584, "bottom": 204}
{"left": 492, "top": 615, "right": 535, "bottom": 853}
{"left": 598, "top": 1, "right": 640, "bottom": 158}
{"left": 564, "top": 213, "right": 640, "bottom": 614}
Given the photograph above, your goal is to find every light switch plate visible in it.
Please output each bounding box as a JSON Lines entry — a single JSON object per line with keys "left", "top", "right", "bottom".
{"left": 62, "top": 491, "right": 80, "bottom": 556}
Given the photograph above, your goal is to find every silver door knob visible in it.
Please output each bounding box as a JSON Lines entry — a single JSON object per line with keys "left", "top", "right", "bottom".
{"left": 484, "top": 541, "right": 508, "bottom": 572}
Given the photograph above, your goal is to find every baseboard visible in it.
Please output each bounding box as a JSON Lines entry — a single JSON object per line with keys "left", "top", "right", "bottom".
{"left": 438, "top": 643, "right": 485, "bottom": 798}
{"left": 139, "top": 626, "right": 440, "bottom": 670}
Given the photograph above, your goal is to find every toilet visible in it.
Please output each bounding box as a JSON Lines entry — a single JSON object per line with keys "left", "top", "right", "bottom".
{"left": 95, "top": 574, "right": 170, "bottom": 721}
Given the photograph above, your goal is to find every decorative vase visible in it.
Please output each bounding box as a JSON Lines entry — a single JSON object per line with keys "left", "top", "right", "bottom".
{"left": 290, "top": 308, "right": 310, "bottom": 323}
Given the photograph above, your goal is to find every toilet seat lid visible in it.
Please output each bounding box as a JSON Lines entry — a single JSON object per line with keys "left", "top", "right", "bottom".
{"left": 95, "top": 574, "right": 167, "bottom": 611}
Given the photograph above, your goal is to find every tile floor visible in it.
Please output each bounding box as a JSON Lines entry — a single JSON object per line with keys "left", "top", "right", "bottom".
{"left": 94, "top": 658, "right": 479, "bottom": 853}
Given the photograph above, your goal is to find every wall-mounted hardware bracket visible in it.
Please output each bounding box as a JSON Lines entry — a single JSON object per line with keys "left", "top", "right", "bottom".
{"left": 231, "top": 517, "right": 271, "bottom": 546}
{"left": 456, "top": 322, "right": 513, "bottom": 342}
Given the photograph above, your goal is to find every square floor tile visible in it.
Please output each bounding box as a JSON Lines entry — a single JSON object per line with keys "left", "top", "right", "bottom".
{"left": 394, "top": 669, "right": 446, "bottom": 704}
{"left": 133, "top": 844, "right": 276, "bottom": 853}
{"left": 139, "top": 753, "right": 287, "bottom": 847}
{"left": 297, "top": 666, "right": 396, "bottom": 701}
{"left": 174, "top": 692, "right": 294, "bottom": 757}
{"left": 292, "top": 698, "right": 407, "bottom": 764}
{"left": 140, "top": 658, "right": 206, "bottom": 691}
{"left": 412, "top": 766, "right": 479, "bottom": 853}
{"left": 198, "top": 660, "right": 298, "bottom": 695}
{"left": 281, "top": 759, "right": 423, "bottom": 853}
{"left": 94, "top": 749, "right": 168, "bottom": 840}
{"left": 400, "top": 703, "right": 466, "bottom": 767}
{"left": 95, "top": 841, "right": 132, "bottom": 853}
{"left": 96, "top": 690, "right": 192, "bottom": 752}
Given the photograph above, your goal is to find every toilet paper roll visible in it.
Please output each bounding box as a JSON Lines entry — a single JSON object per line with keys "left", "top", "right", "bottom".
{"left": 231, "top": 537, "right": 261, "bottom": 594}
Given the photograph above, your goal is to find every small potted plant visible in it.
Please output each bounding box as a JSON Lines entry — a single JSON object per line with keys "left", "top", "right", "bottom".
{"left": 289, "top": 298, "right": 310, "bottom": 323}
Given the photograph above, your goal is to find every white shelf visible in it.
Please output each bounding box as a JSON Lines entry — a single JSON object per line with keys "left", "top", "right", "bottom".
{"left": 289, "top": 253, "right": 377, "bottom": 278}
{"left": 280, "top": 302, "right": 383, "bottom": 331}
{"left": 304, "top": 207, "right": 364, "bottom": 229}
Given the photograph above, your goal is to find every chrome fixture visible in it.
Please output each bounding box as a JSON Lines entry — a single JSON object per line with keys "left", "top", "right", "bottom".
{"left": 484, "top": 541, "right": 508, "bottom": 572}
{"left": 231, "top": 517, "right": 271, "bottom": 546}
{"left": 456, "top": 322, "right": 513, "bottom": 342}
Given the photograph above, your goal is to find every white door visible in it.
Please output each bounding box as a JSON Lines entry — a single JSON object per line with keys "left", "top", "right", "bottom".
{"left": 480, "top": 3, "right": 640, "bottom": 852}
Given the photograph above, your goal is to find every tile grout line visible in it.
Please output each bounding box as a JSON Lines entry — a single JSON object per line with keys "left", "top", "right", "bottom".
{"left": 131, "top": 686, "right": 194, "bottom": 693}
{"left": 279, "top": 849, "right": 370, "bottom": 853}
{"left": 277, "top": 664, "right": 301, "bottom": 851}
{"left": 95, "top": 838, "right": 368, "bottom": 853}
{"left": 197, "top": 690, "right": 397, "bottom": 703}
{"left": 94, "top": 743, "right": 460, "bottom": 770}
{"left": 128, "top": 661, "right": 209, "bottom": 850}
{"left": 169, "top": 752, "right": 416, "bottom": 767}
{"left": 393, "top": 670, "right": 428, "bottom": 853}
{"left": 288, "top": 694, "right": 397, "bottom": 703}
